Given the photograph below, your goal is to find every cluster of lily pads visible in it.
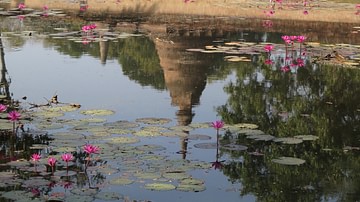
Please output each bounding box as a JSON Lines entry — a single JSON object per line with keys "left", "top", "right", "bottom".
{"left": 186, "top": 34, "right": 360, "bottom": 68}
{"left": 0, "top": 97, "right": 322, "bottom": 201}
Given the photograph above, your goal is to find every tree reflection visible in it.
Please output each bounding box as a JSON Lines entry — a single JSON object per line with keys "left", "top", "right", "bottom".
{"left": 217, "top": 54, "right": 360, "bottom": 201}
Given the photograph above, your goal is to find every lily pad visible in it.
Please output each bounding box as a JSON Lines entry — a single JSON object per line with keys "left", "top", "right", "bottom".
{"left": 105, "top": 120, "right": 140, "bottom": 128}
{"left": 135, "top": 117, "right": 172, "bottom": 125}
{"left": 187, "top": 134, "right": 212, "bottom": 140}
{"left": 293, "top": 135, "right": 319, "bottom": 141}
{"left": 144, "top": 183, "right": 176, "bottom": 191}
{"left": 272, "top": 157, "right": 306, "bottom": 165}
{"left": 80, "top": 109, "right": 115, "bottom": 116}
{"left": 134, "top": 172, "right": 161, "bottom": 179}
{"left": 109, "top": 177, "right": 134, "bottom": 185}
{"left": 95, "top": 192, "right": 123, "bottom": 200}
{"left": 273, "top": 137, "right": 303, "bottom": 144}
{"left": 193, "top": 142, "right": 217, "bottom": 149}
{"left": 105, "top": 137, "right": 140, "bottom": 144}
{"left": 221, "top": 144, "right": 248, "bottom": 151}
{"left": 177, "top": 183, "right": 206, "bottom": 192}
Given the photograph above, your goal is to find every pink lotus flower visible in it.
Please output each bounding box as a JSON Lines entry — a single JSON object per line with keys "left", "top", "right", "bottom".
{"left": 211, "top": 161, "right": 223, "bottom": 170}
{"left": 17, "top": 15, "right": 25, "bottom": 21}
{"left": 43, "top": 5, "right": 49, "bottom": 10}
{"left": 0, "top": 104, "right": 7, "bottom": 112}
{"left": 264, "top": 44, "right": 274, "bottom": 52}
{"left": 281, "top": 66, "right": 290, "bottom": 72}
{"left": 82, "top": 25, "right": 91, "bottom": 32}
{"left": 31, "top": 153, "right": 41, "bottom": 162}
{"left": 211, "top": 120, "right": 224, "bottom": 130}
{"left": 8, "top": 111, "right": 21, "bottom": 122}
{"left": 297, "top": 35, "right": 306, "bottom": 43}
{"left": 265, "top": 59, "right": 273, "bottom": 65}
{"left": 290, "top": 36, "right": 297, "bottom": 41}
{"left": 281, "top": 35, "right": 292, "bottom": 44}
{"left": 303, "top": 10, "right": 309, "bottom": 15}
{"left": 18, "top": 3, "right": 25, "bottom": 10}
{"left": 61, "top": 153, "right": 73, "bottom": 162}
{"left": 297, "top": 58, "right": 305, "bottom": 67}
{"left": 89, "top": 23, "right": 97, "bottom": 29}
{"left": 48, "top": 157, "right": 57, "bottom": 167}
{"left": 83, "top": 144, "right": 100, "bottom": 154}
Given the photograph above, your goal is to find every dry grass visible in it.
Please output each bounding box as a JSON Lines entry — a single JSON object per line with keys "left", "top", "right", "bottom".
{"left": 25, "top": 0, "right": 360, "bottom": 23}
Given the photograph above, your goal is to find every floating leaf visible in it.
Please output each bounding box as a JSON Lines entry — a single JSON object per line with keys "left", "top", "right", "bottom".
{"left": 135, "top": 144, "right": 167, "bottom": 152}
{"left": 104, "top": 120, "right": 140, "bottom": 128}
{"left": 95, "top": 192, "right": 123, "bottom": 201}
{"left": 177, "top": 183, "right": 206, "bottom": 192}
{"left": 134, "top": 172, "right": 161, "bottom": 179}
{"left": 187, "top": 134, "right": 212, "bottom": 140}
{"left": 273, "top": 137, "right": 303, "bottom": 144}
{"left": 105, "top": 137, "right": 140, "bottom": 144}
{"left": 109, "top": 177, "right": 134, "bottom": 185}
{"left": 293, "top": 135, "right": 319, "bottom": 141}
{"left": 80, "top": 109, "right": 115, "bottom": 116}
{"left": 221, "top": 144, "right": 248, "bottom": 151}
{"left": 144, "top": 183, "right": 176, "bottom": 191}
{"left": 162, "top": 171, "right": 190, "bottom": 180}
{"left": 135, "top": 117, "right": 172, "bottom": 125}
{"left": 193, "top": 143, "right": 217, "bottom": 149}
{"left": 272, "top": 157, "right": 306, "bottom": 165}
{"left": 246, "top": 134, "right": 275, "bottom": 141}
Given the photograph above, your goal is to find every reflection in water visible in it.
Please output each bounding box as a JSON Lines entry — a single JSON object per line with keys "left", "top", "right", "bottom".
{"left": 0, "top": 33, "right": 10, "bottom": 101}
{"left": 1, "top": 12, "right": 360, "bottom": 201}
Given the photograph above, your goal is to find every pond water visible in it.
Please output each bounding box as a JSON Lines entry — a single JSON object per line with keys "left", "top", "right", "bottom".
{"left": 1, "top": 3, "right": 360, "bottom": 202}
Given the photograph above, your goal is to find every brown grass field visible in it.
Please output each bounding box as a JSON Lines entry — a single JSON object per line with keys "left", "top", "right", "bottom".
{"left": 24, "top": 0, "right": 360, "bottom": 23}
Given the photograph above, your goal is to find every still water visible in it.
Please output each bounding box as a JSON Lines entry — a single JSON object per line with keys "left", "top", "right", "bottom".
{"left": 1, "top": 11, "right": 360, "bottom": 202}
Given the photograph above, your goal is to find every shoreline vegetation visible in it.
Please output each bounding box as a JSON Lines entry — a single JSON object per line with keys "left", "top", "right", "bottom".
{"left": 21, "top": 0, "right": 360, "bottom": 23}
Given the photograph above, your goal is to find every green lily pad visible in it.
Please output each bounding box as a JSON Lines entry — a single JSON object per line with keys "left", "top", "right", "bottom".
{"left": 162, "top": 171, "right": 190, "bottom": 180}
{"left": 80, "top": 109, "right": 115, "bottom": 116}
{"left": 169, "top": 125, "right": 194, "bottom": 132}
{"left": 7, "top": 159, "right": 31, "bottom": 167}
{"left": 64, "top": 195, "right": 94, "bottom": 202}
{"left": 144, "top": 183, "right": 176, "bottom": 191}
{"left": 45, "top": 105, "right": 80, "bottom": 112}
{"left": 221, "top": 144, "right": 248, "bottom": 151}
{"left": 95, "top": 192, "right": 123, "bottom": 201}
{"left": 1, "top": 190, "right": 34, "bottom": 201}
{"left": 187, "top": 134, "right": 212, "bottom": 140}
{"left": 0, "top": 120, "right": 13, "bottom": 130}
{"left": 177, "top": 183, "right": 206, "bottom": 192}
{"left": 71, "top": 188, "right": 99, "bottom": 196}
{"left": 33, "top": 110, "right": 65, "bottom": 118}
{"left": 135, "top": 117, "right": 172, "bottom": 125}
{"left": 49, "top": 132, "right": 85, "bottom": 140}
{"left": 161, "top": 131, "right": 188, "bottom": 138}
{"left": 272, "top": 157, "right": 306, "bottom": 165}
{"left": 134, "top": 130, "right": 161, "bottom": 137}
{"left": 105, "top": 120, "right": 140, "bottom": 128}
{"left": 273, "top": 137, "right": 303, "bottom": 144}
{"left": 36, "top": 122, "right": 64, "bottom": 130}
{"left": 135, "top": 144, "right": 167, "bottom": 152}
{"left": 109, "top": 177, "right": 134, "bottom": 185}
{"left": 108, "top": 128, "right": 134, "bottom": 135}
{"left": 188, "top": 122, "right": 211, "bottom": 128}
{"left": 193, "top": 143, "right": 217, "bottom": 149}
{"left": 246, "top": 134, "right": 275, "bottom": 141}
{"left": 293, "top": 135, "right": 319, "bottom": 141}
{"left": 105, "top": 137, "right": 140, "bottom": 144}
{"left": 134, "top": 172, "right": 161, "bottom": 179}
{"left": 79, "top": 118, "right": 107, "bottom": 123}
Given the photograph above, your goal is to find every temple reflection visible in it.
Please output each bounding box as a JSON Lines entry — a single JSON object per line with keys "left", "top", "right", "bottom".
{"left": 0, "top": 33, "right": 11, "bottom": 102}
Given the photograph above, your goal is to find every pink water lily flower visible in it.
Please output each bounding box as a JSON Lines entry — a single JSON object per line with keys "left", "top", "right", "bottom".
{"left": 8, "top": 111, "right": 21, "bottom": 122}
{"left": 31, "top": 153, "right": 41, "bottom": 162}
{"left": 265, "top": 59, "right": 273, "bottom": 65}
{"left": 48, "top": 157, "right": 57, "bottom": 167}
{"left": 18, "top": 3, "right": 25, "bottom": 10}
{"left": 211, "top": 120, "right": 224, "bottom": 130}
{"left": 83, "top": 144, "right": 100, "bottom": 154}
{"left": 61, "top": 153, "right": 74, "bottom": 162}
{"left": 297, "top": 35, "right": 306, "bottom": 43}
{"left": 0, "top": 104, "right": 7, "bottom": 112}
{"left": 264, "top": 44, "right": 274, "bottom": 52}
{"left": 43, "top": 5, "right": 49, "bottom": 10}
